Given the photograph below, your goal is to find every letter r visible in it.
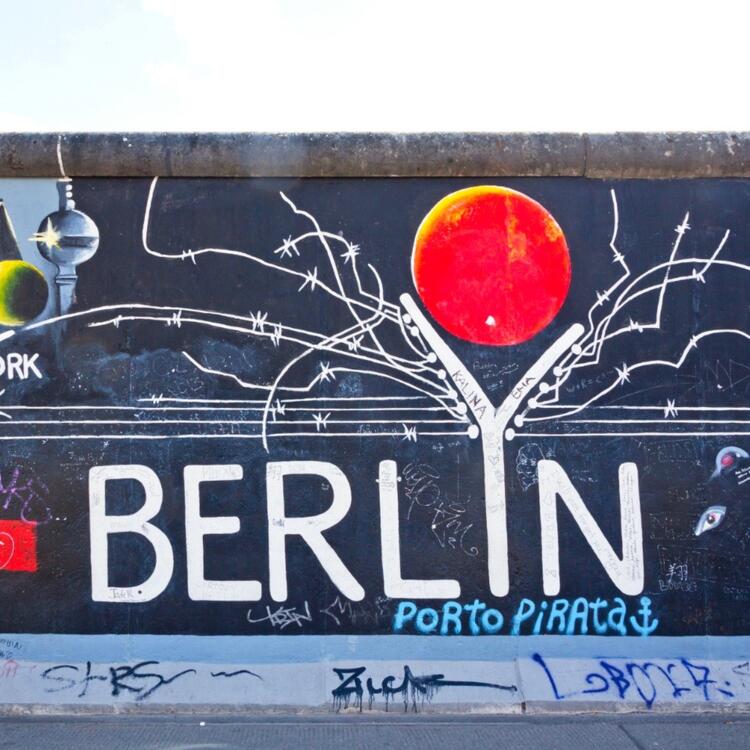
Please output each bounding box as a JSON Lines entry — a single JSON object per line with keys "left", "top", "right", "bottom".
{"left": 267, "top": 461, "right": 364, "bottom": 602}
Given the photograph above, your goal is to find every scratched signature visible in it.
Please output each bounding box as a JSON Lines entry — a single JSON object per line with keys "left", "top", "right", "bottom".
{"left": 0, "top": 467, "right": 53, "bottom": 524}
{"left": 402, "top": 463, "right": 478, "bottom": 557}
{"left": 247, "top": 601, "right": 313, "bottom": 630}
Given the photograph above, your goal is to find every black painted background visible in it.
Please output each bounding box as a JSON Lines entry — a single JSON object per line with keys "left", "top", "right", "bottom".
{"left": 2, "top": 177, "right": 750, "bottom": 635}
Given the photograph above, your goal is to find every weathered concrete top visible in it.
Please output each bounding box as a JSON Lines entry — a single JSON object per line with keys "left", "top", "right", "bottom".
{"left": 0, "top": 132, "right": 749, "bottom": 178}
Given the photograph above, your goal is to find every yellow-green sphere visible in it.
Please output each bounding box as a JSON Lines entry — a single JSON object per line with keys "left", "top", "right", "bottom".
{"left": 0, "top": 261, "right": 48, "bottom": 326}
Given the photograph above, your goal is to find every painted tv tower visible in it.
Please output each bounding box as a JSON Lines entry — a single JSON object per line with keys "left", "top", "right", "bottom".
{"left": 32, "top": 179, "right": 99, "bottom": 317}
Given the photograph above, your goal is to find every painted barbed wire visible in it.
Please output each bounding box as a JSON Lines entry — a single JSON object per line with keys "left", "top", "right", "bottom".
{"left": 514, "top": 190, "right": 750, "bottom": 438}
{"left": 2, "top": 178, "right": 472, "bottom": 448}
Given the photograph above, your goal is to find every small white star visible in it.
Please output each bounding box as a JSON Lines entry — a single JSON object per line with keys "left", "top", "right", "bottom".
{"left": 675, "top": 214, "right": 691, "bottom": 236}
{"left": 628, "top": 318, "right": 643, "bottom": 333}
{"left": 346, "top": 335, "right": 363, "bottom": 352}
{"left": 615, "top": 363, "right": 631, "bottom": 384}
{"left": 340, "top": 243, "right": 360, "bottom": 264}
{"left": 298, "top": 267, "right": 319, "bottom": 292}
{"left": 275, "top": 235, "right": 299, "bottom": 259}
{"left": 401, "top": 424, "right": 417, "bottom": 442}
{"left": 249, "top": 310, "right": 268, "bottom": 333}
{"left": 30, "top": 218, "right": 61, "bottom": 251}
{"left": 313, "top": 412, "right": 331, "bottom": 431}
{"left": 270, "top": 323, "right": 283, "bottom": 347}
{"left": 317, "top": 361, "right": 335, "bottom": 383}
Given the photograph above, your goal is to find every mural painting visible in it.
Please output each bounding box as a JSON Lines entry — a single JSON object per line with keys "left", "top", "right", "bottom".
{"left": 0, "top": 169, "right": 749, "bottom": 710}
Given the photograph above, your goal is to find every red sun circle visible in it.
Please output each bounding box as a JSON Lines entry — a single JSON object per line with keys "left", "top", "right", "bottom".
{"left": 412, "top": 186, "right": 572, "bottom": 346}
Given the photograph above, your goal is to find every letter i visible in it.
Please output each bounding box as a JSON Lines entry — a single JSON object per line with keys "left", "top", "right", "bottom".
{"left": 533, "top": 601, "right": 548, "bottom": 635}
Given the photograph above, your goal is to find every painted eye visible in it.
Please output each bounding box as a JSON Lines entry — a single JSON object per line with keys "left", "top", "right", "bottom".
{"left": 722, "top": 454, "right": 735, "bottom": 467}
{"left": 694, "top": 505, "right": 727, "bottom": 536}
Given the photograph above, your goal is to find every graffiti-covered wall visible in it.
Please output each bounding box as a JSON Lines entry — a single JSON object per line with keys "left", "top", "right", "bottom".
{"left": 0, "top": 168, "right": 749, "bottom": 711}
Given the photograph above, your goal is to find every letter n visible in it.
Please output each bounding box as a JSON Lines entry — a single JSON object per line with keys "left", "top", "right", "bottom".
{"left": 538, "top": 460, "right": 643, "bottom": 596}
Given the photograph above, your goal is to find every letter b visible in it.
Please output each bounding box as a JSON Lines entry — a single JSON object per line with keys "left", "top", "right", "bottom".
{"left": 89, "top": 465, "right": 174, "bottom": 603}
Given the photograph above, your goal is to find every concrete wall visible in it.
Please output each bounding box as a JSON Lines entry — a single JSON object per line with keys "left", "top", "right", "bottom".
{"left": 0, "top": 134, "right": 748, "bottom": 714}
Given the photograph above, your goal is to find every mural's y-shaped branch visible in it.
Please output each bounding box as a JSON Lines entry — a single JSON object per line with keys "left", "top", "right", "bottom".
{"left": 401, "top": 292, "right": 583, "bottom": 596}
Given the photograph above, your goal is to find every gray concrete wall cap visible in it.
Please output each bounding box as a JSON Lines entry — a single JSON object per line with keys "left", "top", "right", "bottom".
{"left": 1, "top": 132, "right": 748, "bottom": 178}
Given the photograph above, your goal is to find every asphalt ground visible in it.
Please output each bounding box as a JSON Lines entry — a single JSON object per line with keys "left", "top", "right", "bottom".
{"left": 0, "top": 713, "right": 746, "bottom": 749}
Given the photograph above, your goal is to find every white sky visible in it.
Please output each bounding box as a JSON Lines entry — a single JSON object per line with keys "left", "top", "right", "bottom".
{"left": 1, "top": 0, "right": 749, "bottom": 132}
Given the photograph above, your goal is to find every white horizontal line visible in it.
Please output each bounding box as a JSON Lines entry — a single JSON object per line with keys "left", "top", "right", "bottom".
{"left": 0, "top": 405, "right": 452, "bottom": 414}
{"left": 561, "top": 419, "right": 750, "bottom": 425}
{"left": 0, "top": 405, "right": 243, "bottom": 411}
{"left": 536, "top": 404, "right": 750, "bottom": 412}
{"left": 517, "top": 431, "right": 750, "bottom": 438}
{"left": 0, "top": 430, "right": 472, "bottom": 441}
{"left": 137, "top": 396, "right": 430, "bottom": 404}
{"left": 0, "top": 418, "right": 466, "bottom": 426}
{"left": 279, "top": 406, "right": 451, "bottom": 413}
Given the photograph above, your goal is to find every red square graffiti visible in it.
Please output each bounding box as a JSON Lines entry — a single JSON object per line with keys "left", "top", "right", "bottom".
{"left": 0, "top": 521, "right": 36, "bottom": 572}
